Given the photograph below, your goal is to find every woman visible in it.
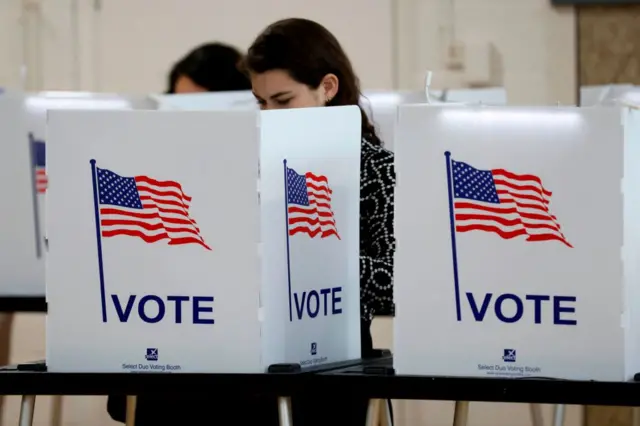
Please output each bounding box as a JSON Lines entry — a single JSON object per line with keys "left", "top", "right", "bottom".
{"left": 166, "top": 42, "right": 251, "bottom": 94}
{"left": 245, "top": 17, "right": 395, "bottom": 425}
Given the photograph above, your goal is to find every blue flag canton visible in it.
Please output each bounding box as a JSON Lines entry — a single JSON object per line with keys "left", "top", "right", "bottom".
{"left": 286, "top": 167, "right": 310, "bottom": 206}
{"left": 451, "top": 160, "right": 500, "bottom": 204}
{"left": 96, "top": 167, "right": 143, "bottom": 209}
{"left": 32, "top": 140, "right": 46, "bottom": 167}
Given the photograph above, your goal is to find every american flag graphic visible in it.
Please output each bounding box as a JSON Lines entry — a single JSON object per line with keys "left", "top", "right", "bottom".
{"left": 286, "top": 166, "right": 340, "bottom": 239}
{"left": 450, "top": 158, "right": 572, "bottom": 248}
{"left": 96, "top": 167, "right": 211, "bottom": 250}
{"left": 31, "top": 136, "right": 47, "bottom": 194}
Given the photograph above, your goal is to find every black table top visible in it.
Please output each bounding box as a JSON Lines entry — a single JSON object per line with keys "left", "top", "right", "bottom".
{"left": 0, "top": 357, "right": 382, "bottom": 396}
{"left": 3, "top": 356, "right": 640, "bottom": 406}
{"left": 315, "top": 359, "right": 640, "bottom": 406}
{"left": 0, "top": 365, "right": 309, "bottom": 396}
{"left": 0, "top": 297, "right": 46, "bottom": 313}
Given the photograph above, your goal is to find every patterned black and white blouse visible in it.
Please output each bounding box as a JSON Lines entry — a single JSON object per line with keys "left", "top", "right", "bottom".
{"left": 360, "top": 139, "right": 395, "bottom": 321}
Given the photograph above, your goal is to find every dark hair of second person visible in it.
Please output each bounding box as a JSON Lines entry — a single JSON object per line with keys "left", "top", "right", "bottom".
{"left": 166, "top": 42, "right": 251, "bottom": 94}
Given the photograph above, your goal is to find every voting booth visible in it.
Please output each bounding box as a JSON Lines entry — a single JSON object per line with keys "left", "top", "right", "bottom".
{"left": 361, "top": 89, "right": 507, "bottom": 152}
{"left": 0, "top": 91, "right": 42, "bottom": 296}
{"left": 394, "top": 105, "right": 640, "bottom": 381}
{"left": 0, "top": 91, "right": 156, "bottom": 298}
{"left": 614, "top": 87, "right": 640, "bottom": 108}
{"left": 152, "top": 90, "right": 257, "bottom": 111}
{"left": 46, "top": 106, "right": 361, "bottom": 373}
{"left": 429, "top": 87, "right": 508, "bottom": 105}
{"left": 580, "top": 84, "right": 636, "bottom": 106}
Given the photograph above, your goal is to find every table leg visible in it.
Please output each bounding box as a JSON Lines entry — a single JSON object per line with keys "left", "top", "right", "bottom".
{"left": 553, "top": 405, "right": 566, "bottom": 426}
{"left": 529, "top": 404, "right": 544, "bottom": 426}
{"left": 277, "top": 396, "right": 293, "bottom": 426}
{"left": 632, "top": 406, "right": 640, "bottom": 426}
{"left": 50, "top": 395, "right": 63, "bottom": 426}
{"left": 366, "top": 399, "right": 381, "bottom": 426}
{"left": 125, "top": 396, "right": 137, "bottom": 426}
{"left": 381, "top": 399, "right": 393, "bottom": 426}
{"left": 18, "top": 395, "right": 35, "bottom": 426}
{"left": 453, "top": 401, "right": 469, "bottom": 426}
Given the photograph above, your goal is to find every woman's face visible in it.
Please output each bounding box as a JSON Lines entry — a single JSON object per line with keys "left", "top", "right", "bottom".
{"left": 173, "top": 75, "right": 207, "bottom": 94}
{"left": 250, "top": 69, "right": 337, "bottom": 110}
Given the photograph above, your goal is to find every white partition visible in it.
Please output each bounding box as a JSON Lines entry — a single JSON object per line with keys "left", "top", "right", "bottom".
{"left": 362, "top": 89, "right": 507, "bottom": 152}
{"left": 394, "top": 105, "right": 640, "bottom": 381}
{"left": 153, "top": 88, "right": 507, "bottom": 153}
{"left": 361, "top": 91, "right": 429, "bottom": 151}
{"left": 152, "top": 91, "right": 257, "bottom": 111}
{"left": 0, "top": 91, "right": 156, "bottom": 297}
{"left": 429, "top": 87, "right": 508, "bottom": 105}
{"left": 0, "top": 91, "right": 40, "bottom": 296}
{"left": 46, "top": 106, "right": 361, "bottom": 373}
{"left": 618, "top": 89, "right": 640, "bottom": 107}
{"left": 580, "top": 84, "right": 636, "bottom": 106}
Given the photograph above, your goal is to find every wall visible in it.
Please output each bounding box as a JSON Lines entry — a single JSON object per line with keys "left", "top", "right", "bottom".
{"left": 578, "top": 5, "right": 640, "bottom": 86}
{"left": 396, "top": 0, "right": 577, "bottom": 105}
{"left": 0, "top": 0, "right": 396, "bottom": 93}
{"left": 0, "top": 1, "right": 23, "bottom": 90}
{"left": 1, "top": 0, "right": 576, "bottom": 104}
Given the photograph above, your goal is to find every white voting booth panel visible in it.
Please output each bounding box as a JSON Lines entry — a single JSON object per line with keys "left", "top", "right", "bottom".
{"left": 617, "top": 88, "right": 640, "bottom": 107}
{"left": 361, "top": 91, "right": 428, "bottom": 152}
{"left": 0, "top": 91, "right": 156, "bottom": 297}
{"left": 429, "top": 87, "right": 508, "bottom": 105}
{"left": 152, "top": 89, "right": 508, "bottom": 154}
{"left": 46, "top": 106, "right": 361, "bottom": 373}
{"left": 580, "top": 84, "right": 636, "bottom": 106}
{"left": 0, "top": 91, "right": 41, "bottom": 296}
{"left": 361, "top": 89, "right": 507, "bottom": 152}
{"left": 152, "top": 90, "right": 257, "bottom": 111}
{"left": 394, "top": 105, "right": 640, "bottom": 381}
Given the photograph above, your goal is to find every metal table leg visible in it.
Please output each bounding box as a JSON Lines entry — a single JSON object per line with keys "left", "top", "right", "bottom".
{"left": 18, "top": 395, "right": 36, "bottom": 426}
{"left": 278, "top": 396, "right": 293, "bottom": 426}
{"left": 366, "top": 399, "right": 381, "bottom": 426}
{"left": 125, "top": 395, "right": 137, "bottom": 426}
{"left": 453, "top": 401, "right": 469, "bottom": 426}
{"left": 553, "top": 404, "right": 566, "bottom": 426}
{"left": 632, "top": 406, "right": 640, "bottom": 426}
{"left": 530, "top": 404, "right": 544, "bottom": 426}
{"left": 381, "top": 399, "right": 393, "bottom": 426}
{"left": 50, "top": 395, "right": 63, "bottom": 426}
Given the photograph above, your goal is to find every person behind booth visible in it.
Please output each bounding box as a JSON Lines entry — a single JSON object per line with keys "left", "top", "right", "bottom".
{"left": 244, "top": 17, "right": 395, "bottom": 425}
{"left": 166, "top": 42, "right": 251, "bottom": 94}
{"left": 246, "top": 17, "right": 395, "bottom": 351}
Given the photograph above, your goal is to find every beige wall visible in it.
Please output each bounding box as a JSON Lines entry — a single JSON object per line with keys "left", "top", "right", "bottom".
{"left": 396, "top": 0, "right": 577, "bottom": 105}
{"left": 2, "top": 0, "right": 575, "bottom": 104}
{"left": 1, "top": 0, "right": 578, "bottom": 425}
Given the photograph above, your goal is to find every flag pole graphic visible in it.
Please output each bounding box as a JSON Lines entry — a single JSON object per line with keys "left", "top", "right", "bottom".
{"left": 283, "top": 159, "right": 293, "bottom": 322}
{"left": 444, "top": 151, "right": 462, "bottom": 322}
{"left": 28, "top": 133, "right": 42, "bottom": 259}
{"left": 90, "top": 159, "right": 108, "bottom": 323}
